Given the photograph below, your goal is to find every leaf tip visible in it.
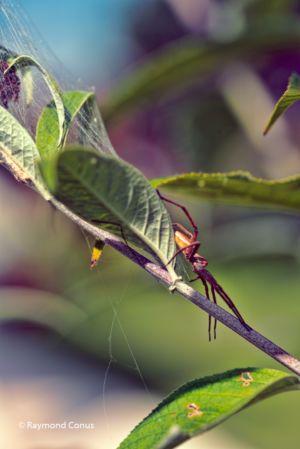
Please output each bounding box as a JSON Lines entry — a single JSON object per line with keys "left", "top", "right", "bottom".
{"left": 263, "top": 126, "right": 269, "bottom": 136}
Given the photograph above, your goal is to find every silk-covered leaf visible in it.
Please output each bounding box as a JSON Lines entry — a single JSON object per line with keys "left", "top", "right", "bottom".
{"left": 118, "top": 368, "right": 300, "bottom": 449}
{"left": 264, "top": 72, "right": 300, "bottom": 134}
{"left": 6, "top": 55, "right": 65, "bottom": 147}
{"left": 36, "top": 90, "right": 95, "bottom": 159}
{"left": 0, "top": 105, "right": 49, "bottom": 198}
{"left": 151, "top": 171, "right": 300, "bottom": 212}
{"left": 45, "top": 146, "right": 178, "bottom": 282}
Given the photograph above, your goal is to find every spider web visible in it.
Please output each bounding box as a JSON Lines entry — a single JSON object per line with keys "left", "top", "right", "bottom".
{"left": 102, "top": 294, "right": 155, "bottom": 443}
{"left": 0, "top": 0, "right": 117, "bottom": 156}
{"left": 0, "top": 2, "right": 155, "bottom": 445}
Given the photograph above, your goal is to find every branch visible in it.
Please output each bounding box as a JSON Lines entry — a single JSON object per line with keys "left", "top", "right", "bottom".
{"left": 52, "top": 197, "right": 300, "bottom": 377}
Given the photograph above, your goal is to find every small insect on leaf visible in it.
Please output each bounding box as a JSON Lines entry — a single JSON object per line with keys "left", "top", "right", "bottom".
{"left": 186, "top": 403, "right": 204, "bottom": 419}
{"left": 237, "top": 371, "right": 254, "bottom": 387}
{"left": 90, "top": 238, "right": 105, "bottom": 269}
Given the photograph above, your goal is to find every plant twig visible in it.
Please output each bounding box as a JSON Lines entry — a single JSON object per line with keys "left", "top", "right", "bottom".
{"left": 51, "top": 197, "right": 300, "bottom": 377}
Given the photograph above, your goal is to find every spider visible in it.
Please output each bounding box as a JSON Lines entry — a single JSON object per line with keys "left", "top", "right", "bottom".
{"left": 157, "top": 190, "right": 251, "bottom": 340}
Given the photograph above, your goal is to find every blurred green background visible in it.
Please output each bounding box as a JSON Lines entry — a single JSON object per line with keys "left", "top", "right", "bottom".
{"left": 0, "top": 1, "right": 299, "bottom": 448}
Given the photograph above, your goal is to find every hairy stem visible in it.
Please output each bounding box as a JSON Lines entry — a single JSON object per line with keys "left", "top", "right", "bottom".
{"left": 51, "top": 197, "right": 300, "bottom": 377}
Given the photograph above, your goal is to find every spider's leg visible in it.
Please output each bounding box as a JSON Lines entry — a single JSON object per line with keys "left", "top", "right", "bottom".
{"left": 91, "top": 219, "right": 127, "bottom": 240}
{"left": 215, "top": 284, "right": 251, "bottom": 331}
{"left": 189, "top": 276, "right": 199, "bottom": 282}
{"left": 190, "top": 275, "right": 217, "bottom": 341}
{"left": 157, "top": 189, "right": 198, "bottom": 240}
{"left": 204, "top": 269, "right": 251, "bottom": 331}
{"left": 166, "top": 242, "right": 201, "bottom": 266}
{"left": 210, "top": 286, "right": 217, "bottom": 340}
{"left": 201, "top": 278, "right": 212, "bottom": 342}
{"left": 189, "top": 241, "right": 202, "bottom": 260}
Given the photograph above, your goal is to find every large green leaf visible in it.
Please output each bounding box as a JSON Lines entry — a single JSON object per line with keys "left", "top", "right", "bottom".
{"left": 6, "top": 55, "right": 65, "bottom": 147}
{"left": 264, "top": 72, "right": 300, "bottom": 134}
{"left": 36, "top": 91, "right": 95, "bottom": 159}
{"left": 151, "top": 171, "right": 300, "bottom": 211}
{"left": 118, "top": 368, "right": 300, "bottom": 449}
{"left": 102, "top": 18, "right": 300, "bottom": 123}
{"left": 0, "top": 105, "right": 49, "bottom": 198}
{"left": 46, "top": 146, "right": 178, "bottom": 282}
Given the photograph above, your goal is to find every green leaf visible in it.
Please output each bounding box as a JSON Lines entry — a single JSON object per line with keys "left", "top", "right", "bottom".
{"left": 151, "top": 171, "right": 300, "bottom": 212}
{"left": 264, "top": 72, "right": 300, "bottom": 134}
{"left": 102, "top": 18, "right": 300, "bottom": 123}
{"left": 118, "top": 368, "right": 300, "bottom": 449}
{"left": 47, "top": 146, "right": 179, "bottom": 282}
{"left": 36, "top": 91, "right": 95, "bottom": 159}
{"left": 0, "top": 105, "right": 49, "bottom": 198}
{"left": 5, "top": 55, "right": 65, "bottom": 148}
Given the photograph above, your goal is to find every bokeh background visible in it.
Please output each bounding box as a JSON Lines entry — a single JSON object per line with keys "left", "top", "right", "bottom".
{"left": 0, "top": 0, "right": 299, "bottom": 448}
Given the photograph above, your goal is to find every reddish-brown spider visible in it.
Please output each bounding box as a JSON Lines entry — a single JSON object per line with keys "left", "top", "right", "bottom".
{"left": 157, "top": 190, "right": 251, "bottom": 340}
